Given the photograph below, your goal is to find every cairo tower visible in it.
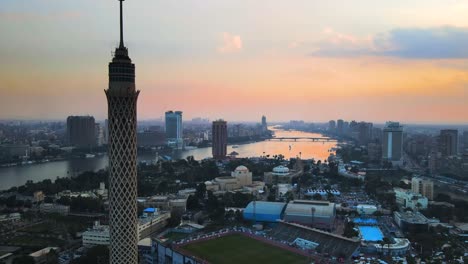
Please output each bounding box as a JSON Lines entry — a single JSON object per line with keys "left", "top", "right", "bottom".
{"left": 105, "top": 0, "right": 139, "bottom": 263}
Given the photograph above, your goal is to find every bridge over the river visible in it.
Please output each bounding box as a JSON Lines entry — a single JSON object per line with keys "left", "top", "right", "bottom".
{"left": 268, "top": 137, "right": 338, "bottom": 142}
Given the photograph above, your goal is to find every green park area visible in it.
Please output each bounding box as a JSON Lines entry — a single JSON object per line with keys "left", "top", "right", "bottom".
{"left": 181, "top": 234, "right": 308, "bottom": 264}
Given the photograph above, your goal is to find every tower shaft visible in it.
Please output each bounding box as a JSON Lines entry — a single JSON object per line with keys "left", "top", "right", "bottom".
{"left": 106, "top": 1, "right": 139, "bottom": 263}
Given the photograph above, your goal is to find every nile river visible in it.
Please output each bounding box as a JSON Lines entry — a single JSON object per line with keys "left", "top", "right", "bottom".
{"left": 0, "top": 128, "right": 337, "bottom": 190}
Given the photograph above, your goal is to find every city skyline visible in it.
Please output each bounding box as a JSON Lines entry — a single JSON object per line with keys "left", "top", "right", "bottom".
{"left": 1, "top": 2, "right": 468, "bottom": 263}
{"left": 1, "top": 0, "right": 468, "bottom": 123}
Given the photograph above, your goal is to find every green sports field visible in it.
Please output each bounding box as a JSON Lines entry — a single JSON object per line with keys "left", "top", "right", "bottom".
{"left": 181, "top": 234, "right": 308, "bottom": 264}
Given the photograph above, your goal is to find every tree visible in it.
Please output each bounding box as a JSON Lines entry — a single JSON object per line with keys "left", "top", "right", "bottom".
{"left": 372, "top": 210, "right": 383, "bottom": 217}
{"left": 267, "top": 193, "right": 276, "bottom": 201}
{"left": 343, "top": 221, "right": 358, "bottom": 238}
{"left": 71, "top": 245, "right": 109, "bottom": 264}
{"left": 285, "top": 191, "right": 294, "bottom": 203}
{"left": 312, "top": 193, "right": 322, "bottom": 200}
{"left": 12, "top": 256, "right": 35, "bottom": 264}
{"left": 195, "top": 183, "right": 206, "bottom": 199}
{"left": 232, "top": 192, "right": 252, "bottom": 208}
{"left": 186, "top": 195, "right": 200, "bottom": 210}
{"left": 415, "top": 202, "right": 422, "bottom": 212}
{"left": 381, "top": 237, "right": 393, "bottom": 257}
{"left": 45, "top": 249, "right": 59, "bottom": 264}
{"left": 57, "top": 196, "right": 71, "bottom": 206}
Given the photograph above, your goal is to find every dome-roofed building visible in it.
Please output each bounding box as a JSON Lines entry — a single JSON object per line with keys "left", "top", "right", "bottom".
{"left": 232, "top": 165, "right": 252, "bottom": 186}
{"left": 234, "top": 165, "right": 249, "bottom": 172}
{"left": 205, "top": 165, "right": 255, "bottom": 192}
{"left": 272, "top": 165, "right": 290, "bottom": 175}
{"left": 264, "top": 165, "right": 301, "bottom": 184}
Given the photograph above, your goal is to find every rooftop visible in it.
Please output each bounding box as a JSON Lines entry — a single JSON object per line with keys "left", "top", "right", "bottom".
{"left": 395, "top": 211, "right": 429, "bottom": 224}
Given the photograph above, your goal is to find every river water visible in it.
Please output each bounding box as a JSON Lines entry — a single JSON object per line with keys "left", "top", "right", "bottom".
{"left": 0, "top": 128, "right": 337, "bottom": 190}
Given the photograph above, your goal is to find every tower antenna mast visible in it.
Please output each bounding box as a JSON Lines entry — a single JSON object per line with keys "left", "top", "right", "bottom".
{"left": 119, "top": 0, "right": 124, "bottom": 48}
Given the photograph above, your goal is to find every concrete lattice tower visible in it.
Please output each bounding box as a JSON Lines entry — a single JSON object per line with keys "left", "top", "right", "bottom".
{"left": 105, "top": 1, "right": 139, "bottom": 263}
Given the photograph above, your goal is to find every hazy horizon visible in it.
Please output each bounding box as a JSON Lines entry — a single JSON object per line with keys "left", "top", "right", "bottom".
{"left": 1, "top": 0, "right": 468, "bottom": 123}
{"left": 1, "top": 117, "right": 468, "bottom": 127}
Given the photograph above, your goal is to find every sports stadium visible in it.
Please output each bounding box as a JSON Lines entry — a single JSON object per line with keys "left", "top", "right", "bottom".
{"left": 152, "top": 224, "right": 361, "bottom": 264}
{"left": 153, "top": 227, "right": 311, "bottom": 264}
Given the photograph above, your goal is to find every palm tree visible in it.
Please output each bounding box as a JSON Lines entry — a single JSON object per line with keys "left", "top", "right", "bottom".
{"left": 383, "top": 237, "right": 393, "bottom": 256}
{"left": 379, "top": 239, "right": 385, "bottom": 257}
{"left": 415, "top": 202, "right": 422, "bottom": 212}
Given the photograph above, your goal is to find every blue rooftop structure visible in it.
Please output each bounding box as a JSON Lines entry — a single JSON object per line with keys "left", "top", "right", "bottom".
{"left": 243, "top": 201, "right": 287, "bottom": 223}
{"left": 143, "top": 208, "right": 157, "bottom": 213}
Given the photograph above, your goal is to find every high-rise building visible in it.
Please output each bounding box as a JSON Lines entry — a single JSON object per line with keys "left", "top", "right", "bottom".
{"left": 372, "top": 127, "right": 383, "bottom": 143}
{"left": 137, "top": 130, "right": 166, "bottom": 147}
{"left": 105, "top": 1, "right": 139, "bottom": 263}
{"left": 367, "top": 142, "right": 382, "bottom": 162}
{"left": 328, "top": 120, "right": 336, "bottom": 133}
{"left": 103, "top": 119, "right": 109, "bottom": 145}
{"left": 343, "top": 121, "right": 349, "bottom": 135}
{"left": 212, "top": 120, "right": 227, "bottom": 160}
{"left": 462, "top": 131, "right": 468, "bottom": 153}
{"left": 382, "top": 122, "right": 403, "bottom": 163}
{"left": 66, "top": 116, "right": 96, "bottom": 148}
{"left": 358, "top": 122, "right": 373, "bottom": 145}
{"left": 439, "top": 129, "right": 458, "bottom": 156}
{"left": 411, "top": 177, "right": 434, "bottom": 200}
{"left": 462, "top": 152, "right": 468, "bottom": 173}
{"left": 336, "top": 119, "right": 344, "bottom": 135}
{"left": 428, "top": 151, "right": 440, "bottom": 175}
{"left": 165, "top": 111, "right": 183, "bottom": 149}
{"left": 95, "top": 123, "right": 104, "bottom": 147}
{"left": 261, "top": 115, "right": 267, "bottom": 133}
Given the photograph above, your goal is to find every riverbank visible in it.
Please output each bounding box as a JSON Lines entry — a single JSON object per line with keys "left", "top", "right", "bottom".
{"left": 0, "top": 129, "right": 336, "bottom": 190}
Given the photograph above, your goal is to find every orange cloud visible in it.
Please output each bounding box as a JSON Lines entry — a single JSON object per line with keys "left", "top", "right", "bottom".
{"left": 217, "top": 32, "right": 243, "bottom": 53}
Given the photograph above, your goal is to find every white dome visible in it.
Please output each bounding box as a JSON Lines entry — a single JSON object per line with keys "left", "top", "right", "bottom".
{"left": 235, "top": 165, "right": 249, "bottom": 172}
{"left": 273, "top": 165, "right": 290, "bottom": 173}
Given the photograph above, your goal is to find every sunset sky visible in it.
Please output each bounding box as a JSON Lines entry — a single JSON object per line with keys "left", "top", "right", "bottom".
{"left": 1, "top": 0, "right": 468, "bottom": 123}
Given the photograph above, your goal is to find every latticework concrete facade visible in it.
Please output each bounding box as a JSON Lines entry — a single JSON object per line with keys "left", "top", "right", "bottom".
{"left": 105, "top": 1, "right": 139, "bottom": 263}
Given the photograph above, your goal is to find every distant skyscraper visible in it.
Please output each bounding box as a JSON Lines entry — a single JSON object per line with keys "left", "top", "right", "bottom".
{"left": 336, "top": 119, "right": 344, "bottom": 135}
{"left": 462, "top": 131, "right": 468, "bottom": 153}
{"left": 95, "top": 123, "right": 104, "bottom": 147}
{"left": 439, "top": 129, "right": 458, "bottom": 156}
{"left": 428, "top": 151, "right": 440, "bottom": 174}
{"left": 137, "top": 130, "right": 166, "bottom": 147}
{"left": 165, "top": 111, "right": 183, "bottom": 149}
{"left": 382, "top": 122, "right": 403, "bottom": 163}
{"left": 103, "top": 119, "right": 109, "bottom": 145}
{"left": 105, "top": 1, "right": 139, "bottom": 263}
{"left": 372, "top": 127, "right": 383, "bottom": 143}
{"left": 367, "top": 142, "right": 382, "bottom": 162}
{"left": 328, "top": 120, "right": 336, "bottom": 132}
{"left": 261, "top": 115, "right": 267, "bottom": 133}
{"left": 343, "top": 121, "right": 349, "bottom": 135}
{"left": 212, "top": 120, "right": 228, "bottom": 159}
{"left": 358, "top": 122, "right": 373, "bottom": 145}
{"left": 66, "top": 116, "right": 96, "bottom": 148}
